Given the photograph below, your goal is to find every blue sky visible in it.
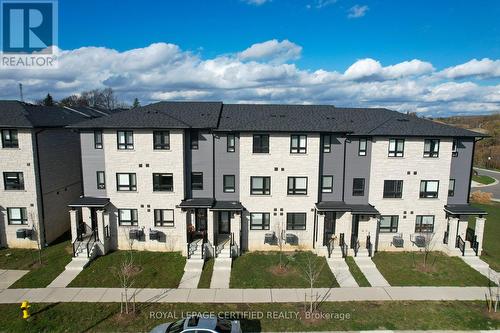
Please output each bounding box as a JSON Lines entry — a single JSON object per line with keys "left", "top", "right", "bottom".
{"left": 2, "top": 0, "right": 500, "bottom": 115}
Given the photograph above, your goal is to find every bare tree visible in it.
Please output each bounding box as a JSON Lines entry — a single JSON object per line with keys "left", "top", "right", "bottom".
{"left": 297, "top": 252, "right": 326, "bottom": 313}
{"left": 412, "top": 231, "right": 435, "bottom": 270}
{"left": 114, "top": 230, "right": 138, "bottom": 314}
{"left": 101, "top": 88, "right": 117, "bottom": 110}
{"left": 275, "top": 220, "right": 286, "bottom": 270}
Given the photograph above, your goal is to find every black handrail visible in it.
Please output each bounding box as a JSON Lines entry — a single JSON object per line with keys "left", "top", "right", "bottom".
{"left": 326, "top": 237, "right": 334, "bottom": 258}
{"left": 350, "top": 234, "right": 360, "bottom": 256}
{"left": 187, "top": 243, "right": 191, "bottom": 259}
{"left": 366, "top": 235, "right": 372, "bottom": 257}
{"left": 456, "top": 235, "right": 465, "bottom": 256}
{"left": 86, "top": 229, "right": 98, "bottom": 258}
{"left": 472, "top": 235, "right": 479, "bottom": 256}
{"left": 339, "top": 233, "right": 347, "bottom": 258}
{"left": 465, "top": 227, "right": 475, "bottom": 244}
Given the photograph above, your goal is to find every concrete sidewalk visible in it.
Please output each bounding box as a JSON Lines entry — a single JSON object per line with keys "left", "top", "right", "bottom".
{"left": 0, "top": 269, "right": 29, "bottom": 289}
{"left": 0, "top": 286, "right": 493, "bottom": 304}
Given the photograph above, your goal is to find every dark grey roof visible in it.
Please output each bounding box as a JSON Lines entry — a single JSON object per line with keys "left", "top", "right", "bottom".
{"left": 67, "top": 106, "right": 112, "bottom": 118}
{"left": 0, "top": 100, "right": 90, "bottom": 128}
{"left": 444, "top": 204, "right": 488, "bottom": 215}
{"left": 211, "top": 201, "right": 244, "bottom": 211}
{"left": 316, "top": 201, "right": 379, "bottom": 214}
{"left": 69, "top": 101, "right": 222, "bottom": 129}
{"left": 68, "top": 196, "right": 110, "bottom": 208}
{"left": 178, "top": 198, "right": 214, "bottom": 208}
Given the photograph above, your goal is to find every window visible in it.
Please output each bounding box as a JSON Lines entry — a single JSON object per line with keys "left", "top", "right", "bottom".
{"left": 287, "top": 213, "right": 306, "bottom": 230}
{"left": 118, "top": 209, "right": 138, "bottom": 226}
{"left": 223, "top": 175, "right": 235, "bottom": 193}
{"left": 250, "top": 213, "right": 270, "bottom": 230}
{"left": 388, "top": 139, "right": 404, "bottom": 157}
{"left": 153, "top": 173, "right": 173, "bottom": 192}
{"left": 96, "top": 171, "right": 105, "bottom": 189}
{"left": 323, "top": 134, "right": 331, "bottom": 153}
{"left": 448, "top": 179, "right": 455, "bottom": 197}
{"left": 191, "top": 172, "right": 203, "bottom": 190}
{"left": 94, "top": 130, "right": 103, "bottom": 149}
{"left": 190, "top": 131, "right": 199, "bottom": 149}
{"left": 379, "top": 215, "right": 398, "bottom": 233}
{"left": 358, "top": 138, "right": 367, "bottom": 156}
{"left": 452, "top": 139, "right": 458, "bottom": 157}
{"left": 424, "top": 139, "right": 440, "bottom": 157}
{"left": 1, "top": 129, "right": 18, "bottom": 148}
{"left": 415, "top": 215, "right": 435, "bottom": 233}
{"left": 253, "top": 134, "right": 269, "bottom": 153}
{"left": 116, "top": 173, "right": 137, "bottom": 191}
{"left": 154, "top": 209, "right": 174, "bottom": 227}
{"left": 7, "top": 207, "right": 27, "bottom": 225}
{"left": 288, "top": 177, "right": 308, "bottom": 195}
{"left": 3, "top": 172, "right": 24, "bottom": 190}
{"left": 352, "top": 178, "right": 365, "bottom": 196}
{"left": 227, "top": 134, "right": 235, "bottom": 152}
{"left": 250, "top": 176, "right": 271, "bottom": 195}
{"left": 383, "top": 180, "right": 403, "bottom": 198}
{"left": 117, "top": 131, "right": 134, "bottom": 150}
{"left": 420, "top": 180, "right": 439, "bottom": 198}
{"left": 321, "top": 175, "right": 333, "bottom": 193}
{"left": 290, "top": 134, "right": 307, "bottom": 154}
{"left": 153, "top": 131, "right": 170, "bottom": 150}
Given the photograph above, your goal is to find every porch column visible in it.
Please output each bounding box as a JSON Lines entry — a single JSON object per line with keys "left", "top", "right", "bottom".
{"left": 368, "top": 216, "right": 378, "bottom": 251}
{"left": 96, "top": 209, "right": 106, "bottom": 253}
{"left": 180, "top": 209, "right": 188, "bottom": 256}
{"left": 475, "top": 217, "right": 486, "bottom": 256}
{"left": 317, "top": 212, "right": 325, "bottom": 247}
{"left": 207, "top": 210, "right": 214, "bottom": 245}
{"left": 447, "top": 216, "right": 459, "bottom": 250}
{"left": 232, "top": 211, "right": 242, "bottom": 255}
{"left": 103, "top": 210, "right": 111, "bottom": 253}
{"left": 69, "top": 209, "right": 78, "bottom": 242}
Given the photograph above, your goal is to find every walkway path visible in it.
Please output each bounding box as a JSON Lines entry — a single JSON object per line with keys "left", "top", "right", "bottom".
{"left": 178, "top": 259, "right": 204, "bottom": 288}
{"left": 210, "top": 258, "right": 232, "bottom": 288}
{"left": 461, "top": 256, "right": 499, "bottom": 284}
{"left": 327, "top": 258, "right": 358, "bottom": 287}
{"left": 0, "top": 269, "right": 29, "bottom": 289}
{"left": 0, "top": 286, "right": 492, "bottom": 304}
{"left": 353, "top": 257, "right": 390, "bottom": 287}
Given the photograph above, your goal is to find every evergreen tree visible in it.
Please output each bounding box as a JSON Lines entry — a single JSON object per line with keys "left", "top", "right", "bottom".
{"left": 43, "top": 93, "right": 54, "bottom": 106}
{"left": 132, "top": 98, "right": 140, "bottom": 109}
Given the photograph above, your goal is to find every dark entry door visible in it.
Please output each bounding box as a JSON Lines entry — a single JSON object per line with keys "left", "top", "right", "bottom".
{"left": 218, "top": 211, "right": 231, "bottom": 234}
{"left": 195, "top": 208, "right": 207, "bottom": 232}
{"left": 90, "top": 208, "right": 98, "bottom": 231}
{"left": 351, "top": 215, "right": 360, "bottom": 248}
{"left": 323, "top": 212, "right": 336, "bottom": 246}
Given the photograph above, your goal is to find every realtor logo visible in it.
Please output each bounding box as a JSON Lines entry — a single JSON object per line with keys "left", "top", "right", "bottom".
{"left": 1, "top": 0, "right": 58, "bottom": 68}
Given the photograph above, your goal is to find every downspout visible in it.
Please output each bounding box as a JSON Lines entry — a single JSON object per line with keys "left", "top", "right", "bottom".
{"left": 467, "top": 137, "right": 483, "bottom": 203}
{"left": 34, "top": 129, "right": 47, "bottom": 246}
{"left": 342, "top": 136, "right": 347, "bottom": 202}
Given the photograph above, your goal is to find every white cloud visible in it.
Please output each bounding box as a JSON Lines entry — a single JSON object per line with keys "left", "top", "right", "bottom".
{"left": 439, "top": 58, "right": 500, "bottom": 79}
{"left": 238, "top": 39, "right": 302, "bottom": 63}
{"left": 348, "top": 5, "right": 369, "bottom": 18}
{"left": 241, "top": 0, "right": 269, "bottom": 6}
{"left": 1, "top": 41, "right": 499, "bottom": 116}
{"left": 309, "top": 0, "right": 337, "bottom": 9}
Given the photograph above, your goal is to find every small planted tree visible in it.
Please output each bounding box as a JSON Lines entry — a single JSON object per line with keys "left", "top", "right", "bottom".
{"left": 413, "top": 231, "right": 435, "bottom": 271}
{"left": 275, "top": 220, "right": 286, "bottom": 271}
{"left": 114, "top": 230, "right": 140, "bottom": 315}
{"left": 297, "top": 252, "right": 326, "bottom": 313}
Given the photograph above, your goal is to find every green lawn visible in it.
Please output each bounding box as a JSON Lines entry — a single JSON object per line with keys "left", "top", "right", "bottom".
{"left": 0, "top": 301, "right": 497, "bottom": 332}
{"left": 197, "top": 258, "right": 214, "bottom": 288}
{"left": 345, "top": 257, "right": 370, "bottom": 287}
{"left": 68, "top": 251, "right": 186, "bottom": 288}
{"left": 372, "top": 252, "right": 492, "bottom": 286}
{"left": 230, "top": 251, "right": 338, "bottom": 288}
{"left": 0, "top": 241, "right": 72, "bottom": 288}
{"left": 473, "top": 174, "right": 496, "bottom": 185}
{"left": 471, "top": 202, "right": 500, "bottom": 271}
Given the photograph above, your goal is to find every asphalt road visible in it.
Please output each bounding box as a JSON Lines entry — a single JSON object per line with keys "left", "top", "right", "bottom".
{"left": 472, "top": 167, "right": 500, "bottom": 199}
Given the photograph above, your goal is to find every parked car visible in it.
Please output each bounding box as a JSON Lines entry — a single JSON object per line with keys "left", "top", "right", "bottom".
{"left": 150, "top": 316, "right": 242, "bottom": 333}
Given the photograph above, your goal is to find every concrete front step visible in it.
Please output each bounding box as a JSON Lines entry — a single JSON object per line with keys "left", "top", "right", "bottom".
{"left": 65, "top": 257, "right": 90, "bottom": 271}
{"left": 210, "top": 258, "right": 232, "bottom": 289}
{"left": 353, "top": 257, "right": 390, "bottom": 287}
{"left": 326, "top": 258, "right": 358, "bottom": 287}
{"left": 355, "top": 249, "right": 370, "bottom": 258}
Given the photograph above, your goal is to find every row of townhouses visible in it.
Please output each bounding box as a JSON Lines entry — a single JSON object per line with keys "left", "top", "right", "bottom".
{"left": 0, "top": 101, "right": 488, "bottom": 263}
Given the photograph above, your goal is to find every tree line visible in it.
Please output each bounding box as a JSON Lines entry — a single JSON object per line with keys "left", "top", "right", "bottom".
{"left": 37, "top": 88, "right": 140, "bottom": 110}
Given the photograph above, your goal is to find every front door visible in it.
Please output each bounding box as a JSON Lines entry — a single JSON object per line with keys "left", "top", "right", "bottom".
{"left": 323, "top": 212, "right": 336, "bottom": 246}
{"left": 351, "top": 215, "right": 360, "bottom": 249}
{"left": 195, "top": 208, "right": 207, "bottom": 232}
{"left": 218, "top": 211, "right": 231, "bottom": 234}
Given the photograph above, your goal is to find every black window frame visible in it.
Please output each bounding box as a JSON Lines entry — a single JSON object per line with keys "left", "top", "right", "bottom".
{"left": 1, "top": 129, "right": 19, "bottom": 148}
{"left": 352, "top": 178, "right": 365, "bottom": 196}
{"left": 452, "top": 139, "right": 458, "bottom": 157}
{"left": 358, "top": 138, "right": 367, "bottom": 156}
{"left": 286, "top": 212, "right": 306, "bottom": 230}
{"left": 154, "top": 209, "right": 174, "bottom": 227}
{"left": 3, "top": 172, "right": 24, "bottom": 190}
{"left": 96, "top": 171, "right": 106, "bottom": 190}
{"left": 250, "top": 176, "right": 271, "bottom": 195}
{"left": 190, "top": 130, "right": 199, "bottom": 150}
{"left": 153, "top": 131, "right": 170, "bottom": 150}
{"left": 383, "top": 180, "right": 403, "bottom": 198}
{"left": 250, "top": 212, "right": 270, "bottom": 230}
{"left": 118, "top": 209, "right": 138, "bottom": 226}
{"left": 323, "top": 134, "right": 332, "bottom": 153}
{"left": 321, "top": 175, "right": 334, "bottom": 193}
{"left": 94, "top": 130, "right": 103, "bottom": 149}
{"left": 191, "top": 172, "right": 203, "bottom": 190}
{"left": 448, "top": 179, "right": 455, "bottom": 197}
{"left": 153, "top": 173, "right": 174, "bottom": 192}
{"left": 290, "top": 134, "right": 307, "bottom": 154}
{"left": 379, "top": 215, "right": 399, "bottom": 233}
{"left": 116, "top": 173, "right": 137, "bottom": 191}
{"left": 252, "top": 134, "right": 269, "bottom": 154}
{"left": 423, "top": 139, "right": 440, "bottom": 158}
{"left": 420, "top": 180, "right": 439, "bottom": 198}
{"left": 415, "top": 215, "right": 435, "bottom": 233}
{"left": 117, "top": 130, "right": 134, "bottom": 150}
{"left": 7, "top": 207, "right": 27, "bottom": 225}
{"left": 227, "top": 134, "right": 235, "bottom": 152}
{"left": 223, "top": 175, "right": 235, "bottom": 193}
{"left": 388, "top": 138, "right": 405, "bottom": 157}
{"left": 287, "top": 176, "right": 308, "bottom": 195}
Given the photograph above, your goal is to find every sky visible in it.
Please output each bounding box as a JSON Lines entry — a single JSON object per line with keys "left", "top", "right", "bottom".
{"left": 2, "top": 0, "right": 500, "bottom": 116}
